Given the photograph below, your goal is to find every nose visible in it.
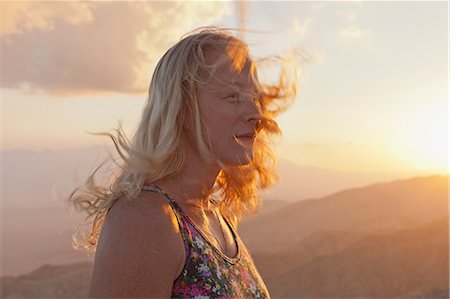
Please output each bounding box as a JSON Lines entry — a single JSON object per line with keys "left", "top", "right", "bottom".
{"left": 249, "top": 115, "right": 263, "bottom": 133}
{"left": 245, "top": 99, "right": 263, "bottom": 132}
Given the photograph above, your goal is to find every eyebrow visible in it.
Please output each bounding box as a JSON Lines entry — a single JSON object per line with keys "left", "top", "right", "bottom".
{"left": 220, "top": 85, "right": 260, "bottom": 100}
{"left": 209, "top": 74, "right": 259, "bottom": 94}
{"left": 224, "top": 80, "right": 257, "bottom": 92}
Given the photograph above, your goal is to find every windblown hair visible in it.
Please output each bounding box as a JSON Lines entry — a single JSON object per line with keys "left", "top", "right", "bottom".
{"left": 69, "top": 27, "right": 298, "bottom": 253}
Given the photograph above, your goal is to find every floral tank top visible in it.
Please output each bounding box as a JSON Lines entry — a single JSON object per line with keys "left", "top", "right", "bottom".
{"left": 142, "top": 184, "right": 271, "bottom": 298}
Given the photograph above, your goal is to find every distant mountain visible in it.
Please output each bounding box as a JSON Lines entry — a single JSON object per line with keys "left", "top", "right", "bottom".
{"left": 1, "top": 146, "right": 440, "bottom": 209}
{"left": 3, "top": 145, "right": 437, "bottom": 276}
{"left": 0, "top": 199, "right": 284, "bottom": 277}
{"left": 252, "top": 216, "right": 449, "bottom": 298}
{"left": 263, "top": 159, "right": 442, "bottom": 202}
{"left": 1, "top": 175, "right": 447, "bottom": 298}
{"left": 239, "top": 175, "right": 448, "bottom": 253}
{"left": 1, "top": 146, "right": 112, "bottom": 209}
{"left": 244, "top": 199, "right": 291, "bottom": 221}
{"left": 1, "top": 262, "right": 92, "bottom": 298}
{"left": 1, "top": 204, "right": 94, "bottom": 276}
{"left": 2, "top": 217, "right": 447, "bottom": 298}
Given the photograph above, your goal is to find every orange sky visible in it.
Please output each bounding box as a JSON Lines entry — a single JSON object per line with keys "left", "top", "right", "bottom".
{"left": 1, "top": 1, "right": 448, "bottom": 174}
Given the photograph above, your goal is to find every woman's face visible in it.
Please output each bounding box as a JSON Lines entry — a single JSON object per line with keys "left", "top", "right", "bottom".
{"left": 195, "top": 50, "right": 262, "bottom": 166}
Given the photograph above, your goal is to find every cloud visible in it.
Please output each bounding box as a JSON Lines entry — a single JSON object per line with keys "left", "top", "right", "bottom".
{"left": 336, "top": 25, "right": 372, "bottom": 43}
{"left": 1, "top": 1, "right": 231, "bottom": 97}
{"left": 308, "top": 49, "right": 327, "bottom": 65}
{"left": 1, "top": 1, "right": 95, "bottom": 35}
{"left": 291, "top": 18, "right": 313, "bottom": 36}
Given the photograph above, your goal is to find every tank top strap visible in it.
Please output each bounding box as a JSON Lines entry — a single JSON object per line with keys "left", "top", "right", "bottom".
{"left": 142, "top": 184, "right": 175, "bottom": 205}
{"left": 141, "top": 184, "right": 185, "bottom": 216}
{"left": 141, "top": 183, "right": 195, "bottom": 248}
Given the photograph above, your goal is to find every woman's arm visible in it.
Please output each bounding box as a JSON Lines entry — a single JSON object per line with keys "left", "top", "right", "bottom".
{"left": 88, "top": 192, "right": 185, "bottom": 298}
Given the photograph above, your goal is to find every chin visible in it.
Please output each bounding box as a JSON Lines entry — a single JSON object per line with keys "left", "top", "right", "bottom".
{"left": 226, "top": 151, "right": 254, "bottom": 166}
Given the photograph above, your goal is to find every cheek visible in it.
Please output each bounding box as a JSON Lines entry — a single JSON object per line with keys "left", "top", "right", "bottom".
{"left": 198, "top": 100, "right": 239, "bottom": 146}
{"left": 208, "top": 119, "right": 233, "bottom": 143}
{"left": 200, "top": 105, "right": 229, "bottom": 131}
{"left": 203, "top": 117, "right": 238, "bottom": 153}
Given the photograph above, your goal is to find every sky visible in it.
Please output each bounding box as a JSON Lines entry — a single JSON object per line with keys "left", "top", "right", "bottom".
{"left": 1, "top": 1, "right": 448, "bottom": 174}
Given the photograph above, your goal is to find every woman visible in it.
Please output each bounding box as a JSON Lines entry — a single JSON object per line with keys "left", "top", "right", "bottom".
{"left": 70, "top": 27, "right": 297, "bottom": 298}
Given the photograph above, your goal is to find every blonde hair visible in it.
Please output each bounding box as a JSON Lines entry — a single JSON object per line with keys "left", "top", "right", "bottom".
{"left": 69, "top": 27, "right": 298, "bottom": 253}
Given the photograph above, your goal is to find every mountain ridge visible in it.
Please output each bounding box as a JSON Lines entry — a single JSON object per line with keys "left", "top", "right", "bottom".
{"left": 239, "top": 174, "right": 448, "bottom": 253}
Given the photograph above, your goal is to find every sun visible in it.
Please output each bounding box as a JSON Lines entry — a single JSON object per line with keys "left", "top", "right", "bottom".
{"left": 391, "top": 100, "right": 448, "bottom": 174}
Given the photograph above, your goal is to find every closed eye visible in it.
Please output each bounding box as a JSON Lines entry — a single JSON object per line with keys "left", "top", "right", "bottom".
{"left": 225, "top": 93, "right": 241, "bottom": 102}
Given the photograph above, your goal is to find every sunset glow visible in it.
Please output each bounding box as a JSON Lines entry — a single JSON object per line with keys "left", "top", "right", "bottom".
{"left": 391, "top": 100, "right": 448, "bottom": 174}
{"left": 1, "top": 3, "right": 448, "bottom": 291}
{"left": 2, "top": 1, "right": 448, "bottom": 176}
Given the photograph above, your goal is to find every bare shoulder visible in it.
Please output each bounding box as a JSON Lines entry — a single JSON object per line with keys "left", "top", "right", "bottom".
{"left": 88, "top": 191, "right": 185, "bottom": 298}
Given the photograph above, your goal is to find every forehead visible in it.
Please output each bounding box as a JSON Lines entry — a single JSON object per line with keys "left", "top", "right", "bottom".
{"left": 202, "top": 51, "right": 256, "bottom": 90}
{"left": 200, "top": 41, "right": 253, "bottom": 86}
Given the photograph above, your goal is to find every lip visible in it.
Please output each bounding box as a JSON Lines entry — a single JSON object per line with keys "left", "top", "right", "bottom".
{"left": 235, "top": 133, "right": 256, "bottom": 139}
{"left": 234, "top": 134, "right": 256, "bottom": 145}
{"left": 237, "top": 137, "right": 255, "bottom": 143}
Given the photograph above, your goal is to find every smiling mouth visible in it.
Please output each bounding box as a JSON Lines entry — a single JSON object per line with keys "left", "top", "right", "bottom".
{"left": 233, "top": 135, "right": 256, "bottom": 145}
{"left": 237, "top": 136, "right": 255, "bottom": 142}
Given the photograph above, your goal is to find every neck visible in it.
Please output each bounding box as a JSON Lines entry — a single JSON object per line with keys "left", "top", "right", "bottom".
{"left": 151, "top": 135, "right": 222, "bottom": 207}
